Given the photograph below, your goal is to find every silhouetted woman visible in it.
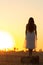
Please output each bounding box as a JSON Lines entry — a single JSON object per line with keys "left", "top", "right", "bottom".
{"left": 25, "top": 17, "right": 37, "bottom": 56}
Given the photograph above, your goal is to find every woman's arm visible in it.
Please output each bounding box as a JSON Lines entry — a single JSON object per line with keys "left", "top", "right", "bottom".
{"left": 35, "top": 24, "right": 37, "bottom": 40}
{"left": 25, "top": 24, "right": 28, "bottom": 36}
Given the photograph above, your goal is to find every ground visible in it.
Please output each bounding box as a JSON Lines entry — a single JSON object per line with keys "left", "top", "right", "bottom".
{"left": 0, "top": 51, "right": 43, "bottom": 65}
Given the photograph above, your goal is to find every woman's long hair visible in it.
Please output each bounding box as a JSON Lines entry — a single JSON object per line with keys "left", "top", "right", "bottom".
{"left": 27, "top": 17, "right": 35, "bottom": 32}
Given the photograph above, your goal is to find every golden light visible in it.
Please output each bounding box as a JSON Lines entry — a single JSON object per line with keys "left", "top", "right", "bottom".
{"left": 0, "top": 31, "right": 15, "bottom": 51}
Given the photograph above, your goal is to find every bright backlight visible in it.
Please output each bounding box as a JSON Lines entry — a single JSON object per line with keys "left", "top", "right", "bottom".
{"left": 0, "top": 31, "right": 15, "bottom": 51}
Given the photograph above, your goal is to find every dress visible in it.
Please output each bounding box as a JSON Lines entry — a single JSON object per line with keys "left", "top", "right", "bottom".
{"left": 26, "top": 31, "right": 35, "bottom": 49}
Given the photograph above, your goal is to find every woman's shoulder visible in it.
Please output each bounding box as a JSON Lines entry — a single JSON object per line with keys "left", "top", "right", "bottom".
{"left": 34, "top": 24, "right": 37, "bottom": 27}
{"left": 34, "top": 24, "right": 37, "bottom": 30}
{"left": 26, "top": 23, "right": 28, "bottom": 26}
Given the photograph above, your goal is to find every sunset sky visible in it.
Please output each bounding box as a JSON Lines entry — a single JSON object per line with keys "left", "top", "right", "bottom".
{"left": 0, "top": 0, "right": 43, "bottom": 51}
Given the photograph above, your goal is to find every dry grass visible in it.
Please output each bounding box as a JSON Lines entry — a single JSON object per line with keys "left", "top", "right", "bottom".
{"left": 0, "top": 51, "right": 43, "bottom": 65}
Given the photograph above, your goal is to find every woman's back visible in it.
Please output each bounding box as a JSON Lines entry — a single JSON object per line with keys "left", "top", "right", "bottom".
{"left": 26, "top": 23, "right": 36, "bottom": 33}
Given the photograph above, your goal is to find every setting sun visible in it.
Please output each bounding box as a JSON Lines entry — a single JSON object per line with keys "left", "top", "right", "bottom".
{"left": 0, "top": 31, "right": 15, "bottom": 51}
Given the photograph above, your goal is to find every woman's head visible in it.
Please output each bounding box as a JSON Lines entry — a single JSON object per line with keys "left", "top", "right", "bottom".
{"left": 28, "top": 17, "right": 34, "bottom": 24}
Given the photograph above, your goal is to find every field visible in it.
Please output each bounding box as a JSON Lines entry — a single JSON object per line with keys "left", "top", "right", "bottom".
{"left": 0, "top": 51, "right": 43, "bottom": 65}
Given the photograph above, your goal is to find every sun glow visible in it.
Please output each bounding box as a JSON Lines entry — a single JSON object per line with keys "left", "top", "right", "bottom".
{"left": 0, "top": 31, "right": 15, "bottom": 51}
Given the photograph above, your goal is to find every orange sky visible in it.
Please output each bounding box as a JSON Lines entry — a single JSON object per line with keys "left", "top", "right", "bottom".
{"left": 0, "top": 0, "right": 43, "bottom": 51}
